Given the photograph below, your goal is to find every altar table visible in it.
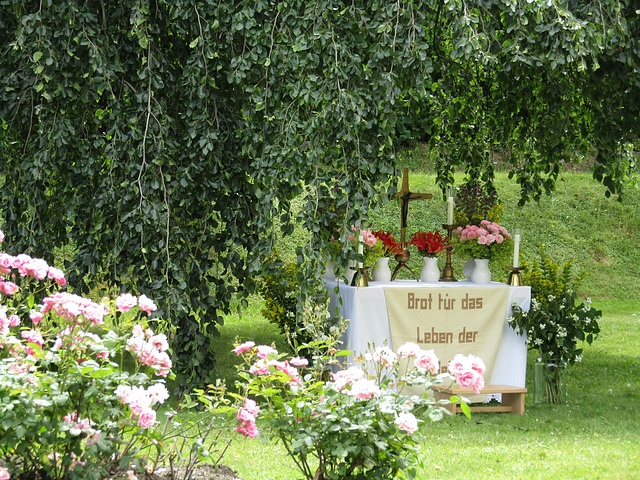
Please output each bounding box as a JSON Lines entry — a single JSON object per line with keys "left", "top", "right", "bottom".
{"left": 327, "top": 280, "right": 531, "bottom": 388}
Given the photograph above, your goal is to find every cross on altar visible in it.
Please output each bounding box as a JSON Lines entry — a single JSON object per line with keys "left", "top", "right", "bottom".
{"left": 396, "top": 168, "right": 433, "bottom": 246}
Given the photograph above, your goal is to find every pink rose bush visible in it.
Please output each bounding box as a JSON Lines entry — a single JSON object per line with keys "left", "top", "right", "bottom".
{"left": 0, "top": 230, "right": 174, "bottom": 480}
{"left": 232, "top": 341, "right": 485, "bottom": 480}
{"left": 454, "top": 220, "right": 513, "bottom": 260}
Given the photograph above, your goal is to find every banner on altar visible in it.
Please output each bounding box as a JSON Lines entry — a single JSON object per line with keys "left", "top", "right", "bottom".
{"left": 383, "top": 286, "right": 510, "bottom": 382}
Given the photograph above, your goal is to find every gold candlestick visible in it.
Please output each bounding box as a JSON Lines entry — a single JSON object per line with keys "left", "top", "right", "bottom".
{"left": 440, "top": 223, "right": 457, "bottom": 282}
{"left": 506, "top": 266, "right": 526, "bottom": 286}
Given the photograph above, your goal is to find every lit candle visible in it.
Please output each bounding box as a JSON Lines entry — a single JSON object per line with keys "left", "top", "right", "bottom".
{"left": 447, "top": 190, "right": 454, "bottom": 225}
{"left": 358, "top": 234, "right": 364, "bottom": 269}
{"left": 513, "top": 229, "right": 521, "bottom": 268}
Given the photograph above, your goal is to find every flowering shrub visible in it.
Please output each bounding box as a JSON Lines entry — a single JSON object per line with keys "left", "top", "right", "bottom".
{"left": 453, "top": 182, "right": 502, "bottom": 226}
{"left": 454, "top": 220, "right": 512, "bottom": 261}
{"left": 0, "top": 231, "right": 174, "bottom": 480}
{"left": 508, "top": 252, "right": 601, "bottom": 366}
{"left": 232, "top": 341, "right": 485, "bottom": 480}
{"left": 259, "top": 254, "right": 299, "bottom": 336}
{"left": 408, "top": 230, "right": 447, "bottom": 257}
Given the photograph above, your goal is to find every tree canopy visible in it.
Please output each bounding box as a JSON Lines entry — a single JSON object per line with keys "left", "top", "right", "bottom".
{"left": 1, "top": 0, "right": 638, "bottom": 385}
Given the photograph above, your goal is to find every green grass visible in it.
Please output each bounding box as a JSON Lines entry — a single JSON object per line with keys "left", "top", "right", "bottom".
{"left": 204, "top": 169, "right": 640, "bottom": 479}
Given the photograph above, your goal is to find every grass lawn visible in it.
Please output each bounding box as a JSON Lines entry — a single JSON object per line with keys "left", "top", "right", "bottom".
{"left": 204, "top": 171, "right": 640, "bottom": 479}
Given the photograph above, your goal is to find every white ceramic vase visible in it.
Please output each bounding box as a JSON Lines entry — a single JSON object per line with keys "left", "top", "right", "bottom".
{"left": 420, "top": 256, "right": 440, "bottom": 283}
{"left": 462, "top": 258, "right": 475, "bottom": 280}
{"left": 470, "top": 258, "right": 491, "bottom": 284}
{"left": 372, "top": 257, "right": 392, "bottom": 282}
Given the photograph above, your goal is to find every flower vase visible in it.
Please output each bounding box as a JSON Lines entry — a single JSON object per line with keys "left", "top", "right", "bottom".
{"left": 470, "top": 258, "right": 491, "bottom": 284}
{"left": 372, "top": 257, "right": 392, "bottom": 282}
{"left": 420, "top": 256, "right": 440, "bottom": 283}
{"left": 534, "top": 361, "right": 567, "bottom": 404}
{"left": 324, "top": 259, "right": 337, "bottom": 282}
{"left": 462, "top": 258, "right": 475, "bottom": 280}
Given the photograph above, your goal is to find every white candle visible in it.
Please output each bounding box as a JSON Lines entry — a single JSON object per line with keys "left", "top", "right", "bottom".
{"left": 358, "top": 235, "right": 364, "bottom": 269}
{"left": 447, "top": 192, "right": 454, "bottom": 225}
{"left": 513, "top": 230, "right": 521, "bottom": 268}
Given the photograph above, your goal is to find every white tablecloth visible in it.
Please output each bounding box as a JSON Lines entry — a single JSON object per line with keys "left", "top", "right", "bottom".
{"left": 327, "top": 279, "right": 531, "bottom": 388}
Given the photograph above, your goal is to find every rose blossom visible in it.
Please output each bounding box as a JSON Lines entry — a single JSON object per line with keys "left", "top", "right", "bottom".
{"left": 414, "top": 349, "right": 439, "bottom": 375}
{"left": 255, "top": 344, "right": 276, "bottom": 359}
{"left": 0, "top": 467, "right": 9, "bottom": 480}
{"left": 290, "top": 356, "right": 308, "bottom": 367}
{"left": 397, "top": 342, "right": 421, "bottom": 358}
{"left": 394, "top": 412, "right": 419, "bottom": 434}
{"left": 116, "top": 293, "right": 138, "bottom": 312}
{"left": 138, "top": 294, "right": 157, "bottom": 313}
{"left": 137, "top": 408, "right": 157, "bottom": 429}
{"left": 234, "top": 340, "right": 255, "bottom": 355}
{"left": 331, "top": 366, "right": 364, "bottom": 390}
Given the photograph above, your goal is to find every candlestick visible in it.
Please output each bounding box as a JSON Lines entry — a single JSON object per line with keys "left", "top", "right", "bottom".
{"left": 440, "top": 223, "right": 457, "bottom": 282}
{"left": 447, "top": 190, "right": 454, "bottom": 225}
{"left": 513, "top": 228, "right": 521, "bottom": 268}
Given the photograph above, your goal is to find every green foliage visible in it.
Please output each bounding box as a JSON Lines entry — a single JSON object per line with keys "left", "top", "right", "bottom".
{"left": 508, "top": 252, "right": 602, "bottom": 365}
{"left": 258, "top": 255, "right": 299, "bottom": 339}
{"left": 2, "top": 0, "right": 640, "bottom": 388}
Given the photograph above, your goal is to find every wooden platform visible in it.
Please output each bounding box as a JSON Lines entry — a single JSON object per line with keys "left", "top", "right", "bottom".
{"left": 433, "top": 384, "right": 527, "bottom": 415}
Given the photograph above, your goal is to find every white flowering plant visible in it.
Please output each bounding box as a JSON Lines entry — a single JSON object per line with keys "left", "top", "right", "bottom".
{"left": 0, "top": 230, "right": 175, "bottom": 480}
{"left": 232, "top": 340, "right": 486, "bottom": 480}
{"left": 508, "top": 290, "right": 601, "bottom": 366}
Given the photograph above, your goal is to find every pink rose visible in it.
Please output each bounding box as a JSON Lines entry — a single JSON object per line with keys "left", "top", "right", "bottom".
{"left": 138, "top": 295, "right": 157, "bottom": 314}
{"left": 0, "top": 229, "right": 4, "bottom": 243}
{"left": 116, "top": 293, "right": 138, "bottom": 312}
{"left": 414, "top": 349, "right": 439, "bottom": 375}
{"left": 233, "top": 341, "right": 255, "bottom": 355}
{"left": 8, "top": 314, "right": 21, "bottom": 327}
{"left": 394, "top": 412, "right": 419, "bottom": 434}
{"left": 255, "top": 345, "right": 276, "bottom": 359}
{"left": 349, "top": 378, "right": 381, "bottom": 400}
{"left": 331, "top": 366, "right": 364, "bottom": 390}
{"left": 47, "top": 267, "right": 66, "bottom": 286}
{"left": 29, "top": 310, "right": 44, "bottom": 324}
{"left": 137, "top": 408, "right": 157, "bottom": 429}
{"left": 290, "top": 356, "right": 308, "bottom": 367}
{"left": 397, "top": 342, "right": 421, "bottom": 359}
{"left": 0, "top": 281, "right": 19, "bottom": 296}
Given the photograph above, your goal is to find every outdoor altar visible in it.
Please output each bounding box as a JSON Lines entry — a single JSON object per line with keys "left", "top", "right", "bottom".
{"left": 327, "top": 280, "right": 531, "bottom": 388}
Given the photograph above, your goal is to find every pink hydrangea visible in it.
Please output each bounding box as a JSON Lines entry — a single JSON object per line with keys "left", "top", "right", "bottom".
{"left": 138, "top": 294, "right": 157, "bottom": 314}
{"left": 233, "top": 340, "right": 255, "bottom": 355}
{"left": 414, "top": 349, "right": 439, "bottom": 375}
{"left": 115, "top": 293, "right": 138, "bottom": 312}
{"left": 394, "top": 412, "right": 419, "bottom": 434}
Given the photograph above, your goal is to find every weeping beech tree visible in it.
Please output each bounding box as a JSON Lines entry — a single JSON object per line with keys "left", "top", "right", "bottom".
{"left": 1, "top": 0, "right": 638, "bottom": 386}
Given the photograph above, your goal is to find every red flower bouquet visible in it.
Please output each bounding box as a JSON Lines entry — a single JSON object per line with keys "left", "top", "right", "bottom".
{"left": 372, "top": 230, "right": 402, "bottom": 257}
{"left": 409, "top": 230, "right": 447, "bottom": 257}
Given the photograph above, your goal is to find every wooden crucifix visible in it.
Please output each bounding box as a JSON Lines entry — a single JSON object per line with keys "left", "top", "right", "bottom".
{"left": 391, "top": 168, "right": 433, "bottom": 281}
{"left": 396, "top": 168, "right": 433, "bottom": 246}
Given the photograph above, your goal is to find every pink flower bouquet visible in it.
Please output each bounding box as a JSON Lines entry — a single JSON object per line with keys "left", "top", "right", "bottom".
{"left": 454, "top": 220, "right": 513, "bottom": 260}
